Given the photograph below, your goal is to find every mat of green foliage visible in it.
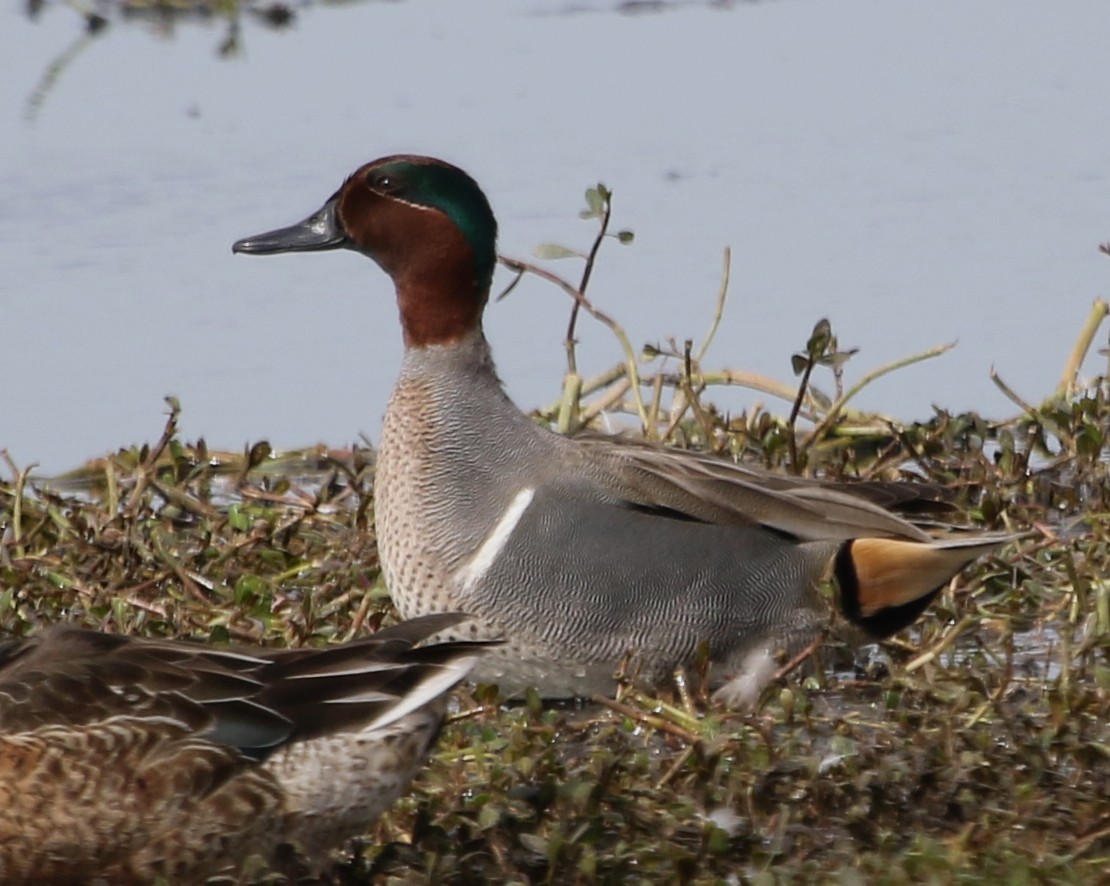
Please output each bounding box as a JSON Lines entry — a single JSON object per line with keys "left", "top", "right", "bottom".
{"left": 3, "top": 217, "right": 1109, "bottom": 884}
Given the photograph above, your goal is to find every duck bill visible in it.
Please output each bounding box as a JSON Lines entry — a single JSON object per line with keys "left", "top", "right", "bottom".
{"left": 232, "top": 196, "right": 349, "bottom": 255}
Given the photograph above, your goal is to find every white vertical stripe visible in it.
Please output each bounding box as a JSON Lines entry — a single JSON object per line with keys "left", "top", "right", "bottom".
{"left": 455, "top": 488, "right": 535, "bottom": 592}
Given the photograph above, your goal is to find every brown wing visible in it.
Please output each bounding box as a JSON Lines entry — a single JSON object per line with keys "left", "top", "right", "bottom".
{"left": 0, "top": 613, "right": 486, "bottom": 755}
{"left": 566, "top": 433, "right": 935, "bottom": 542}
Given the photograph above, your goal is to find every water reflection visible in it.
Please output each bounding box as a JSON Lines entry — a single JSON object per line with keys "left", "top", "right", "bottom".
{"left": 21, "top": 0, "right": 301, "bottom": 118}
{"left": 16, "top": 0, "right": 759, "bottom": 121}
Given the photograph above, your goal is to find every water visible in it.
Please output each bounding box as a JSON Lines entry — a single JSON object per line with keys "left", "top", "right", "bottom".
{"left": 2, "top": 0, "right": 1108, "bottom": 473}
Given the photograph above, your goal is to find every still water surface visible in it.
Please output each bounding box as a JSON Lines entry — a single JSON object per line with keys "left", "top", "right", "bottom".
{"left": 2, "top": 0, "right": 1108, "bottom": 472}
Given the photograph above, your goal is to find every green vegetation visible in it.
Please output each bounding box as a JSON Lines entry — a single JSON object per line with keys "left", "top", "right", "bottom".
{"left": 2, "top": 200, "right": 1109, "bottom": 883}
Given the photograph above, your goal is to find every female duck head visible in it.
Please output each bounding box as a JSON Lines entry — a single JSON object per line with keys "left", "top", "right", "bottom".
{"left": 233, "top": 155, "right": 499, "bottom": 347}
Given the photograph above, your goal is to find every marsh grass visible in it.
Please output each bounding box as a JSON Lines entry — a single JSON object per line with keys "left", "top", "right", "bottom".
{"left": 3, "top": 202, "right": 1110, "bottom": 882}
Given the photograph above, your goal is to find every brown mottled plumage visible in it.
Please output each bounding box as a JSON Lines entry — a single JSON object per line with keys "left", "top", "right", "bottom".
{"left": 0, "top": 614, "right": 486, "bottom": 885}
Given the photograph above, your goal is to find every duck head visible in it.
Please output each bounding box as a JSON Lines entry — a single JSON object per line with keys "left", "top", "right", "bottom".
{"left": 233, "top": 155, "right": 498, "bottom": 348}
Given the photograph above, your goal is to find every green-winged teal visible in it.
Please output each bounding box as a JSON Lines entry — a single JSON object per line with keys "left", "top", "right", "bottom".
{"left": 0, "top": 614, "right": 484, "bottom": 884}
{"left": 233, "top": 154, "right": 1009, "bottom": 707}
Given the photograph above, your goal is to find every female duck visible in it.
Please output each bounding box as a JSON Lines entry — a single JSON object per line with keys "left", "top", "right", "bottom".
{"left": 0, "top": 614, "right": 483, "bottom": 884}
{"left": 234, "top": 155, "right": 1006, "bottom": 707}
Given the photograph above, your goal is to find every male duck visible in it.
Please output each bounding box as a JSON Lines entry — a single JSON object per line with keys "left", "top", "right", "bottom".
{"left": 233, "top": 154, "right": 1006, "bottom": 707}
{"left": 0, "top": 614, "right": 484, "bottom": 885}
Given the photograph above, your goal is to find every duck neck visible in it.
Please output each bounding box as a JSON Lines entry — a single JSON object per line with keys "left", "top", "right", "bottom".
{"left": 398, "top": 285, "right": 486, "bottom": 349}
{"left": 393, "top": 328, "right": 523, "bottom": 423}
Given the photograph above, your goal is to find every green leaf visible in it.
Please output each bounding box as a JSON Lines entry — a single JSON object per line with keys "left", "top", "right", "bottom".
{"left": 616, "top": 229, "right": 635, "bottom": 244}
{"left": 584, "top": 186, "right": 605, "bottom": 216}
{"left": 518, "top": 834, "right": 548, "bottom": 857}
{"left": 706, "top": 823, "right": 731, "bottom": 854}
{"left": 234, "top": 573, "right": 268, "bottom": 605}
{"left": 227, "top": 503, "right": 250, "bottom": 531}
{"left": 246, "top": 441, "right": 271, "bottom": 469}
{"left": 46, "top": 571, "right": 76, "bottom": 589}
{"left": 477, "top": 803, "right": 502, "bottom": 830}
{"left": 817, "top": 348, "right": 858, "bottom": 369}
{"left": 533, "top": 243, "right": 582, "bottom": 260}
{"left": 809, "top": 387, "right": 833, "bottom": 409}
{"left": 806, "top": 318, "right": 833, "bottom": 357}
{"left": 791, "top": 354, "right": 809, "bottom": 376}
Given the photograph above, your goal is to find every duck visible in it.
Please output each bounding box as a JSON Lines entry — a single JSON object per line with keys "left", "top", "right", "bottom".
{"left": 232, "top": 154, "right": 1009, "bottom": 708}
{"left": 0, "top": 613, "right": 486, "bottom": 885}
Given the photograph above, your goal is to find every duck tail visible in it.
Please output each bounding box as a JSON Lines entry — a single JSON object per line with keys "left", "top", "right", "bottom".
{"left": 835, "top": 534, "right": 1013, "bottom": 637}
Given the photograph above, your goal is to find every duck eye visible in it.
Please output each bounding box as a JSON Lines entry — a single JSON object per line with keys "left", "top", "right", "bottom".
{"left": 369, "top": 172, "right": 404, "bottom": 194}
